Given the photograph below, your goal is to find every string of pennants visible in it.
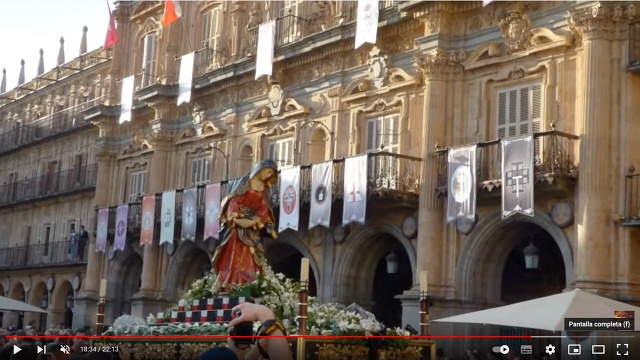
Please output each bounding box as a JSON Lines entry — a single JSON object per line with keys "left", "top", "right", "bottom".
{"left": 94, "top": 155, "right": 369, "bottom": 253}
{"left": 446, "top": 134, "right": 534, "bottom": 224}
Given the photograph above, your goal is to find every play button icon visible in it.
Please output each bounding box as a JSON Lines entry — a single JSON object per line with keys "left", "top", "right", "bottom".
{"left": 13, "top": 345, "right": 21, "bottom": 354}
{"left": 37, "top": 346, "right": 43, "bottom": 354}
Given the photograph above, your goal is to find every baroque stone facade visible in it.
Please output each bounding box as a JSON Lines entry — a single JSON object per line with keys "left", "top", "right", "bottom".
{"left": 0, "top": 35, "right": 112, "bottom": 329}
{"left": 4, "top": 0, "right": 640, "bottom": 354}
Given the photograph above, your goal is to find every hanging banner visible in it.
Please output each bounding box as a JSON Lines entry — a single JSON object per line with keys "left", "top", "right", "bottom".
{"left": 204, "top": 183, "right": 221, "bottom": 240}
{"left": 96, "top": 208, "right": 109, "bottom": 253}
{"left": 279, "top": 167, "right": 301, "bottom": 232}
{"left": 502, "top": 135, "right": 534, "bottom": 219}
{"left": 354, "top": 0, "right": 379, "bottom": 49}
{"left": 181, "top": 187, "right": 197, "bottom": 241}
{"left": 160, "top": 190, "right": 176, "bottom": 244}
{"left": 114, "top": 204, "right": 128, "bottom": 251}
{"left": 255, "top": 20, "right": 276, "bottom": 80}
{"left": 119, "top": 75, "right": 135, "bottom": 124}
{"left": 140, "top": 195, "right": 155, "bottom": 246}
{"left": 177, "top": 52, "right": 195, "bottom": 105}
{"left": 309, "top": 161, "right": 333, "bottom": 229}
{"left": 446, "top": 145, "right": 477, "bottom": 223}
{"left": 342, "top": 155, "right": 368, "bottom": 226}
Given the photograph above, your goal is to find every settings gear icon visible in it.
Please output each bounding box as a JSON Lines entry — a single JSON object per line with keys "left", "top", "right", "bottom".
{"left": 545, "top": 344, "right": 556, "bottom": 355}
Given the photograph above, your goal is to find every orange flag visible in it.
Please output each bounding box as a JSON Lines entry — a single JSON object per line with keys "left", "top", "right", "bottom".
{"left": 104, "top": 1, "right": 119, "bottom": 48}
{"left": 162, "top": 0, "right": 182, "bottom": 27}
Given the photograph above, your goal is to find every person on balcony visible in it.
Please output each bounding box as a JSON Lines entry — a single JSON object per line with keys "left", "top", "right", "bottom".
{"left": 77, "top": 226, "right": 89, "bottom": 261}
{"left": 211, "top": 160, "right": 278, "bottom": 290}
{"left": 68, "top": 225, "right": 78, "bottom": 261}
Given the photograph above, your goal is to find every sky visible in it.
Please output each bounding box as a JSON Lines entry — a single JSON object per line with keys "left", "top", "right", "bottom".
{"left": 0, "top": 0, "right": 117, "bottom": 90}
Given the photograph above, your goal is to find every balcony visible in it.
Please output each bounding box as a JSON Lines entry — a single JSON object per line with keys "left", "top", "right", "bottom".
{"left": 436, "top": 130, "right": 579, "bottom": 196}
{"left": 0, "top": 97, "right": 104, "bottom": 155}
{"left": 107, "top": 152, "right": 421, "bottom": 234}
{"left": 0, "top": 241, "right": 88, "bottom": 270}
{"left": 0, "top": 163, "right": 97, "bottom": 208}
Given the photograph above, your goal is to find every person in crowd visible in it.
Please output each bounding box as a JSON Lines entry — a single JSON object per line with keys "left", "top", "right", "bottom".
{"left": 68, "top": 329, "right": 87, "bottom": 358}
{"left": 200, "top": 302, "right": 293, "bottom": 360}
{"left": 44, "top": 342, "right": 65, "bottom": 360}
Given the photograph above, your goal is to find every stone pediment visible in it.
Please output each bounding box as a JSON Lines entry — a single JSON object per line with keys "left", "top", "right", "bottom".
{"left": 264, "top": 123, "right": 296, "bottom": 137}
{"left": 341, "top": 70, "right": 420, "bottom": 103}
{"left": 281, "top": 98, "right": 310, "bottom": 118}
{"left": 245, "top": 105, "right": 271, "bottom": 129}
{"left": 201, "top": 121, "right": 227, "bottom": 137}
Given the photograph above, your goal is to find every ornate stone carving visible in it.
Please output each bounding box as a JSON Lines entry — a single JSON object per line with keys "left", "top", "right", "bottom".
{"left": 268, "top": 83, "right": 285, "bottom": 116}
{"left": 569, "top": 2, "right": 636, "bottom": 43}
{"left": 499, "top": 4, "right": 532, "bottom": 54}
{"left": 122, "top": 128, "right": 152, "bottom": 154}
{"left": 367, "top": 47, "right": 388, "bottom": 89}
{"left": 415, "top": 49, "right": 466, "bottom": 80}
{"left": 201, "top": 121, "right": 227, "bottom": 137}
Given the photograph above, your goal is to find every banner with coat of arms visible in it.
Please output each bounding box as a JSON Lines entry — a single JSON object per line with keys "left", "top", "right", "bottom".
{"left": 181, "top": 187, "right": 197, "bottom": 241}
{"left": 309, "top": 161, "right": 333, "bottom": 229}
{"left": 96, "top": 208, "right": 109, "bottom": 253}
{"left": 279, "top": 167, "right": 301, "bottom": 232}
{"left": 446, "top": 145, "right": 477, "bottom": 223}
{"left": 160, "top": 190, "right": 176, "bottom": 244}
{"left": 342, "top": 155, "right": 368, "bottom": 226}
{"left": 204, "top": 183, "right": 221, "bottom": 240}
{"left": 502, "top": 135, "right": 534, "bottom": 219}
{"left": 114, "top": 204, "right": 128, "bottom": 251}
{"left": 140, "top": 195, "right": 155, "bottom": 246}
{"left": 354, "top": 0, "right": 379, "bottom": 49}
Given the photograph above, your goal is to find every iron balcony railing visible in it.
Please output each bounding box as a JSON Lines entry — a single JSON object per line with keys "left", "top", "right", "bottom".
{"left": 436, "top": 130, "right": 580, "bottom": 194}
{"left": 0, "top": 97, "right": 104, "bottom": 155}
{"left": 624, "top": 170, "right": 640, "bottom": 224}
{"left": 0, "top": 163, "right": 98, "bottom": 208}
{"left": 0, "top": 241, "right": 88, "bottom": 269}
{"left": 104, "top": 152, "right": 421, "bottom": 233}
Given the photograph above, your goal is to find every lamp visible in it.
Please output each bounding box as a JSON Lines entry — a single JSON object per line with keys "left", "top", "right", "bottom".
{"left": 386, "top": 252, "right": 399, "bottom": 274}
{"left": 523, "top": 240, "right": 540, "bottom": 270}
{"left": 41, "top": 294, "right": 48, "bottom": 309}
{"left": 65, "top": 295, "right": 74, "bottom": 309}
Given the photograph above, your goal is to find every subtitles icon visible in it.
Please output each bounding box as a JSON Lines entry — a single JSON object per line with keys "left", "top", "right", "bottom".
{"left": 520, "top": 345, "right": 532, "bottom": 354}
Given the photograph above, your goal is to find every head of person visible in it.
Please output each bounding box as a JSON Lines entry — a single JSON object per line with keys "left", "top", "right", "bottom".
{"left": 199, "top": 347, "right": 238, "bottom": 360}
{"left": 73, "top": 329, "right": 87, "bottom": 347}
{"left": 249, "top": 160, "right": 278, "bottom": 187}
{"left": 45, "top": 342, "right": 64, "bottom": 360}
{"left": 80, "top": 226, "right": 85, "bottom": 231}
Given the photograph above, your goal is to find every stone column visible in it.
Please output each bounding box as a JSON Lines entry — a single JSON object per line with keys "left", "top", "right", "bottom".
{"left": 399, "top": 49, "right": 460, "bottom": 329}
{"left": 75, "top": 145, "right": 116, "bottom": 328}
{"left": 131, "top": 127, "right": 173, "bottom": 318}
{"left": 569, "top": 3, "right": 631, "bottom": 287}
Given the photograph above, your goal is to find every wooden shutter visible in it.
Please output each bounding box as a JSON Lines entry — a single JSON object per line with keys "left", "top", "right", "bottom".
{"left": 530, "top": 84, "right": 542, "bottom": 134}
{"left": 61, "top": 221, "right": 67, "bottom": 241}
{"left": 366, "top": 119, "right": 376, "bottom": 152}
{"left": 268, "top": 143, "right": 276, "bottom": 161}
{"left": 200, "top": 11, "right": 212, "bottom": 48}
{"left": 284, "top": 139, "right": 293, "bottom": 166}
{"left": 36, "top": 224, "right": 43, "bottom": 244}
{"left": 211, "top": 8, "right": 221, "bottom": 51}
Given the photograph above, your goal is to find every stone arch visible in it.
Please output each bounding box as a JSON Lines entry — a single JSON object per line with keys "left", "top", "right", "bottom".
{"left": 106, "top": 249, "right": 143, "bottom": 322}
{"left": 9, "top": 281, "right": 25, "bottom": 300}
{"left": 164, "top": 241, "right": 212, "bottom": 301}
{"left": 456, "top": 208, "right": 574, "bottom": 304}
{"left": 28, "top": 281, "right": 47, "bottom": 308}
{"left": 308, "top": 126, "right": 328, "bottom": 164}
{"left": 332, "top": 222, "right": 417, "bottom": 305}
{"left": 237, "top": 143, "right": 254, "bottom": 177}
{"left": 51, "top": 279, "right": 73, "bottom": 310}
{"left": 263, "top": 231, "right": 320, "bottom": 294}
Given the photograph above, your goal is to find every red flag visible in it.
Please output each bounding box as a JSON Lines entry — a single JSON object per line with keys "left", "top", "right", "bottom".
{"left": 104, "top": 1, "right": 119, "bottom": 48}
{"left": 162, "top": 0, "right": 182, "bottom": 27}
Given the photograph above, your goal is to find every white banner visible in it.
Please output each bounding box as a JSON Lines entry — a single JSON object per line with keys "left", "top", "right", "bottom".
{"left": 255, "top": 20, "right": 275, "bottom": 80}
{"left": 355, "top": 0, "right": 379, "bottom": 49}
{"left": 483, "top": 0, "right": 493, "bottom": 6}
{"left": 279, "top": 166, "right": 301, "bottom": 232}
{"left": 177, "top": 52, "right": 195, "bottom": 105}
{"left": 309, "top": 161, "right": 333, "bottom": 229}
{"left": 342, "top": 155, "right": 368, "bottom": 226}
{"left": 160, "top": 190, "right": 176, "bottom": 244}
{"left": 119, "top": 75, "right": 135, "bottom": 124}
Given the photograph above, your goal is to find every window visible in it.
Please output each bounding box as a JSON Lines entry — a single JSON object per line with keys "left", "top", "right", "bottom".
{"left": 366, "top": 114, "right": 400, "bottom": 153}
{"left": 72, "top": 154, "right": 83, "bottom": 185}
{"left": 129, "top": 170, "right": 147, "bottom": 203}
{"left": 278, "top": 0, "right": 303, "bottom": 44}
{"left": 191, "top": 157, "right": 211, "bottom": 186}
{"left": 141, "top": 33, "right": 159, "bottom": 87}
{"left": 43, "top": 224, "right": 52, "bottom": 256}
{"left": 497, "top": 83, "right": 542, "bottom": 138}
{"left": 201, "top": 8, "right": 221, "bottom": 51}
{"left": 268, "top": 139, "right": 294, "bottom": 168}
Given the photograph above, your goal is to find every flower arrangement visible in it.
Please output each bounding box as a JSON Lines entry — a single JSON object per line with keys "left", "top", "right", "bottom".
{"left": 104, "top": 255, "right": 411, "bottom": 348}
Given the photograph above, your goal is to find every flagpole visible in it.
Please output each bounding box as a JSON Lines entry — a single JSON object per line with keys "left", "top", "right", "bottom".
{"left": 180, "top": 15, "right": 194, "bottom": 53}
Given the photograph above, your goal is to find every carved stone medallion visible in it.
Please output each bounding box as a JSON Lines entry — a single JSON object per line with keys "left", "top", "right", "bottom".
{"left": 367, "top": 46, "right": 388, "bottom": 89}
{"left": 401, "top": 216, "right": 417, "bottom": 239}
{"left": 46, "top": 276, "right": 55, "bottom": 292}
{"left": 499, "top": 5, "right": 532, "bottom": 54}
{"left": 166, "top": 241, "right": 177, "bottom": 256}
{"left": 551, "top": 201, "right": 574, "bottom": 228}
{"left": 72, "top": 274, "right": 82, "bottom": 291}
{"left": 268, "top": 83, "right": 284, "bottom": 116}
{"left": 332, "top": 225, "right": 345, "bottom": 243}
{"left": 455, "top": 215, "right": 478, "bottom": 236}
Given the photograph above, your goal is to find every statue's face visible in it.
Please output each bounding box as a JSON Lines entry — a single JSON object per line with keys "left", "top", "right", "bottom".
{"left": 260, "top": 168, "right": 275, "bottom": 181}
{"left": 509, "top": 20, "right": 522, "bottom": 39}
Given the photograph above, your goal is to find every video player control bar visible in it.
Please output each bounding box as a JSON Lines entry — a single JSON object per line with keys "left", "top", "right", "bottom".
{"left": 564, "top": 318, "right": 634, "bottom": 331}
